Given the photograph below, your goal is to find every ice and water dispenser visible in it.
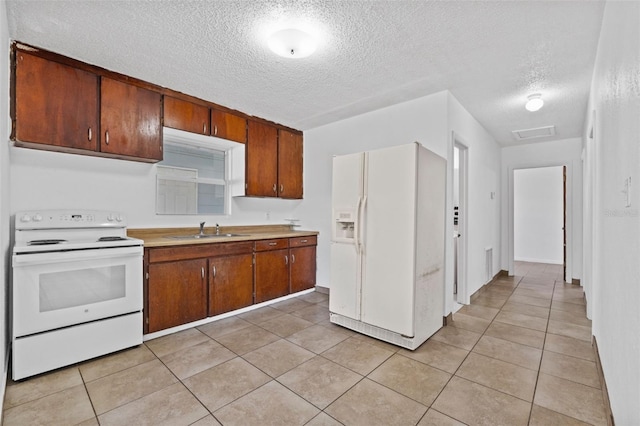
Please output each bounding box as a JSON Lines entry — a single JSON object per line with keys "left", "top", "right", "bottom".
{"left": 333, "top": 210, "right": 356, "bottom": 242}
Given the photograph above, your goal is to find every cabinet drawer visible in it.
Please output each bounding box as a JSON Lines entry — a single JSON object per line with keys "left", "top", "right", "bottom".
{"left": 149, "top": 241, "right": 254, "bottom": 263}
{"left": 255, "top": 238, "right": 288, "bottom": 252}
{"left": 289, "top": 236, "right": 317, "bottom": 248}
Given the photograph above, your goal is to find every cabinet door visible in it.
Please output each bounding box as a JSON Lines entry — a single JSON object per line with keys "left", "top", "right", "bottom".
{"left": 209, "top": 253, "right": 254, "bottom": 316}
{"left": 211, "top": 109, "right": 247, "bottom": 143}
{"left": 100, "top": 77, "right": 162, "bottom": 161}
{"left": 246, "top": 121, "right": 278, "bottom": 197}
{"left": 278, "top": 130, "right": 303, "bottom": 199}
{"left": 255, "top": 249, "right": 289, "bottom": 303}
{"left": 148, "top": 258, "right": 207, "bottom": 333}
{"left": 14, "top": 51, "right": 98, "bottom": 151}
{"left": 164, "top": 96, "right": 210, "bottom": 135}
{"left": 290, "top": 246, "right": 316, "bottom": 293}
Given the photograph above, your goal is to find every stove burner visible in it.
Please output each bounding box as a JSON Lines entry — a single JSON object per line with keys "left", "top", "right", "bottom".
{"left": 98, "top": 236, "right": 128, "bottom": 242}
{"left": 28, "top": 239, "right": 67, "bottom": 246}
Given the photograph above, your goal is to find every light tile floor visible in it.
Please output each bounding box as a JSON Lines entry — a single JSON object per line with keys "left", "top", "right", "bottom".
{"left": 3, "top": 262, "right": 607, "bottom": 425}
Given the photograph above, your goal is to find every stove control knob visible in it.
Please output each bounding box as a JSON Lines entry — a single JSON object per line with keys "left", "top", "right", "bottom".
{"left": 116, "top": 215, "right": 123, "bottom": 222}
{"left": 33, "top": 214, "right": 43, "bottom": 222}
{"left": 107, "top": 214, "right": 115, "bottom": 222}
{"left": 20, "top": 214, "right": 31, "bottom": 223}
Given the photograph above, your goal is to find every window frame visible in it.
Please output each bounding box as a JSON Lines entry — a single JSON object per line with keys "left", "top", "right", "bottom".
{"left": 157, "top": 127, "right": 245, "bottom": 216}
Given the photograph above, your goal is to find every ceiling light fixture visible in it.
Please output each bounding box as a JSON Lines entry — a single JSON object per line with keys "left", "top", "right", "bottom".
{"left": 268, "top": 28, "right": 317, "bottom": 59}
{"left": 525, "top": 93, "right": 544, "bottom": 112}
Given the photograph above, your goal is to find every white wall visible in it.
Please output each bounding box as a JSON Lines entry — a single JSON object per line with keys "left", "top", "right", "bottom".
{"left": 10, "top": 146, "right": 302, "bottom": 229}
{"left": 298, "top": 91, "right": 448, "bottom": 289}
{"left": 501, "top": 138, "right": 583, "bottom": 280}
{"left": 514, "top": 167, "right": 564, "bottom": 264}
{"left": 584, "top": 1, "right": 640, "bottom": 422}
{"left": 447, "top": 93, "right": 502, "bottom": 303}
{"left": 0, "top": 0, "right": 11, "bottom": 413}
{"left": 299, "top": 90, "right": 501, "bottom": 315}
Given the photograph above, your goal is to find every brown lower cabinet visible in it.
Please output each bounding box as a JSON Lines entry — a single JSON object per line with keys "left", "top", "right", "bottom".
{"left": 255, "top": 248, "right": 290, "bottom": 303}
{"left": 290, "top": 245, "right": 317, "bottom": 293}
{"left": 145, "top": 236, "right": 316, "bottom": 333}
{"left": 209, "top": 253, "right": 254, "bottom": 316}
{"left": 147, "top": 258, "right": 207, "bottom": 333}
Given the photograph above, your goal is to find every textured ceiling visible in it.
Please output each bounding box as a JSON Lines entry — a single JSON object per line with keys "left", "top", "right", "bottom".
{"left": 5, "top": 0, "right": 606, "bottom": 145}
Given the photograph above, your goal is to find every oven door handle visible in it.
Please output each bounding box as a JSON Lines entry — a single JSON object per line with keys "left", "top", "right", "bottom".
{"left": 12, "top": 246, "right": 143, "bottom": 266}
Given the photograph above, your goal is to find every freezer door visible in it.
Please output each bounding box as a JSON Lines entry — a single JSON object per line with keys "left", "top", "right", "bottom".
{"left": 330, "top": 152, "right": 364, "bottom": 319}
{"left": 329, "top": 242, "right": 361, "bottom": 320}
{"left": 331, "top": 153, "right": 364, "bottom": 244}
{"left": 361, "top": 143, "right": 418, "bottom": 336}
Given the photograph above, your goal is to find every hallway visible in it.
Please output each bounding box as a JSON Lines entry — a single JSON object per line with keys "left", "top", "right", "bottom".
{"left": 436, "top": 261, "right": 605, "bottom": 425}
{"left": 2, "top": 262, "right": 605, "bottom": 425}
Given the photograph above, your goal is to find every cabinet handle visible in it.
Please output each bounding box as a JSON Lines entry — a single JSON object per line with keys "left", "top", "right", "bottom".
{"left": 291, "top": 254, "right": 295, "bottom": 263}
{"left": 280, "top": 184, "right": 284, "bottom": 193}
{"left": 272, "top": 184, "right": 277, "bottom": 193}
{"left": 212, "top": 265, "right": 216, "bottom": 277}
{"left": 105, "top": 130, "right": 109, "bottom": 145}
{"left": 300, "top": 239, "right": 307, "bottom": 243}
{"left": 88, "top": 127, "right": 92, "bottom": 141}
{"left": 214, "top": 125, "right": 218, "bottom": 135}
{"left": 285, "top": 255, "right": 288, "bottom": 265}
{"left": 203, "top": 123, "right": 207, "bottom": 134}
{"left": 201, "top": 267, "right": 204, "bottom": 279}
{"left": 268, "top": 242, "right": 277, "bottom": 246}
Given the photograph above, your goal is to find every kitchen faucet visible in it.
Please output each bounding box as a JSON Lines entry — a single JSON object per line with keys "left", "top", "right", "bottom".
{"left": 199, "top": 222, "right": 205, "bottom": 236}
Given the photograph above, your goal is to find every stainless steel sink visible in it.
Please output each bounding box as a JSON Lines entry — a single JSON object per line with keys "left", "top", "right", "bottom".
{"left": 165, "top": 233, "right": 246, "bottom": 240}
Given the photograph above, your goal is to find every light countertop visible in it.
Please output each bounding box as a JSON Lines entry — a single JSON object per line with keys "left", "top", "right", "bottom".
{"left": 128, "top": 224, "right": 318, "bottom": 248}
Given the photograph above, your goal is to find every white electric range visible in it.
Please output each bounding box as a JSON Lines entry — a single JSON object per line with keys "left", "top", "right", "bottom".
{"left": 12, "top": 210, "right": 144, "bottom": 380}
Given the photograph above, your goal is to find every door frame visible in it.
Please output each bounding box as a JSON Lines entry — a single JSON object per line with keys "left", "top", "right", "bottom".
{"left": 582, "top": 110, "right": 597, "bottom": 319}
{"left": 508, "top": 163, "right": 573, "bottom": 282}
{"left": 563, "top": 165, "right": 567, "bottom": 280}
{"left": 451, "top": 132, "right": 469, "bottom": 304}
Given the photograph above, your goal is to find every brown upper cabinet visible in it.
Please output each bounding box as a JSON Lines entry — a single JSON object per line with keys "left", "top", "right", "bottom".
{"left": 11, "top": 43, "right": 303, "bottom": 175}
{"left": 100, "top": 77, "right": 163, "bottom": 161}
{"left": 12, "top": 47, "right": 163, "bottom": 163}
{"left": 211, "top": 109, "right": 247, "bottom": 143}
{"left": 246, "top": 120, "right": 279, "bottom": 197}
{"left": 14, "top": 51, "right": 99, "bottom": 152}
{"left": 246, "top": 122, "right": 304, "bottom": 199}
{"left": 278, "top": 129, "right": 303, "bottom": 199}
{"left": 163, "top": 96, "right": 210, "bottom": 135}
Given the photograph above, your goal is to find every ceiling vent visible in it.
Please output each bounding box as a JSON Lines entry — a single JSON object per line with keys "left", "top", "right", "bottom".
{"left": 511, "top": 125, "right": 556, "bottom": 141}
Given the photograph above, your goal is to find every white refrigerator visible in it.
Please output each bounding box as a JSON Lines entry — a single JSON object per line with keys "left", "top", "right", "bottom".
{"left": 329, "top": 142, "right": 446, "bottom": 350}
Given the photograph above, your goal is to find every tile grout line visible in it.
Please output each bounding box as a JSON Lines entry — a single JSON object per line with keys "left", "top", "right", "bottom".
{"left": 422, "top": 274, "right": 524, "bottom": 425}
{"left": 77, "top": 367, "right": 100, "bottom": 424}
{"left": 526, "top": 277, "right": 555, "bottom": 426}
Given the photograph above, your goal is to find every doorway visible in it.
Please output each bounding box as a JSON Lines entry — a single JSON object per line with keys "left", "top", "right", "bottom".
{"left": 453, "top": 136, "right": 468, "bottom": 304}
{"left": 513, "top": 166, "right": 565, "bottom": 268}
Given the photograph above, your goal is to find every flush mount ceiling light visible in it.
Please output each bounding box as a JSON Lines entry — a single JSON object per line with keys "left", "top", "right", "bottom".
{"left": 268, "top": 28, "right": 317, "bottom": 58}
{"left": 525, "top": 93, "right": 544, "bottom": 112}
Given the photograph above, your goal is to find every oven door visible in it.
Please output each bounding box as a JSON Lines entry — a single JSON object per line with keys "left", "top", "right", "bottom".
{"left": 13, "top": 245, "right": 143, "bottom": 337}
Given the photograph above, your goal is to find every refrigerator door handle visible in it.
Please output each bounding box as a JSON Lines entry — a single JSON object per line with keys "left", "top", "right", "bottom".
{"left": 354, "top": 196, "right": 362, "bottom": 254}
{"left": 359, "top": 195, "right": 367, "bottom": 253}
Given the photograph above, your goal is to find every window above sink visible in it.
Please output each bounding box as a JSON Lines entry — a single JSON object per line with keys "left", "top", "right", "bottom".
{"left": 156, "top": 127, "right": 245, "bottom": 216}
